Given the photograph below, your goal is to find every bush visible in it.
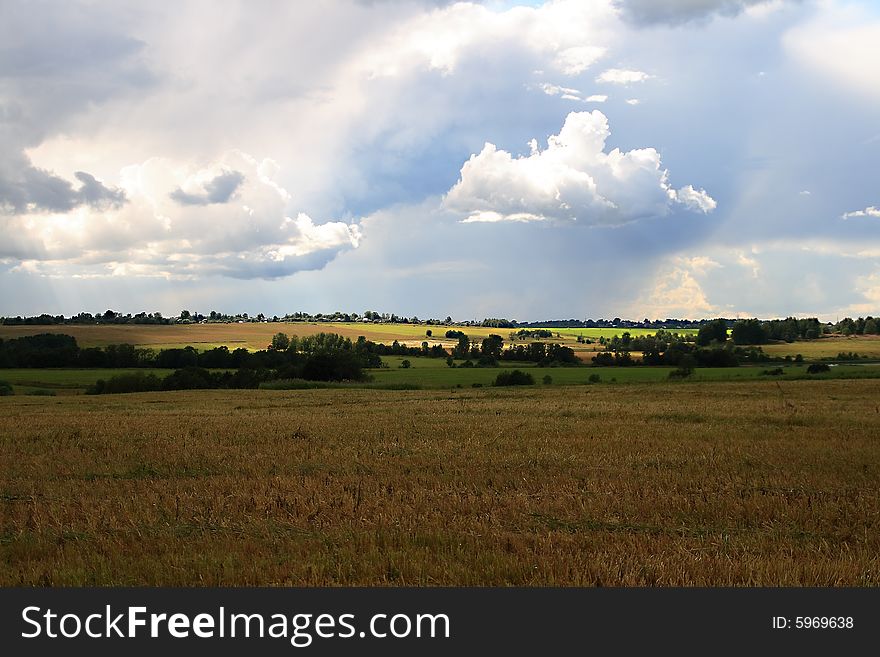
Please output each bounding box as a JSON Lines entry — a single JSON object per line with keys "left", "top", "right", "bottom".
{"left": 761, "top": 368, "right": 784, "bottom": 376}
{"left": 88, "top": 372, "right": 163, "bottom": 394}
{"left": 494, "top": 370, "right": 535, "bottom": 386}
{"left": 542, "top": 375, "right": 553, "bottom": 385}
{"left": 29, "top": 388, "right": 57, "bottom": 396}
{"left": 807, "top": 363, "right": 831, "bottom": 374}
{"left": 587, "top": 374, "right": 601, "bottom": 384}
{"left": 399, "top": 359, "right": 411, "bottom": 369}
{"left": 0, "top": 380, "right": 13, "bottom": 396}
{"left": 162, "top": 367, "right": 215, "bottom": 390}
{"left": 668, "top": 366, "right": 693, "bottom": 379}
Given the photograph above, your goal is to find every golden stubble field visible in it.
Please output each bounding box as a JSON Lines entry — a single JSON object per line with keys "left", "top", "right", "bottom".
{"left": 1, "top": 380, "right": 878, "bottom": 586}
{"left": 0, "top": 322, "right": 472, "bottom": 350}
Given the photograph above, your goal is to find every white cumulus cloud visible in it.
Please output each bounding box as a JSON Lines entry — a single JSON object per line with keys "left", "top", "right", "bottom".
{"left": 553, "top": 45, "right": 607, "bottom": 75}
{"left": 842, "top": 206, "right": 880, "bottom": 219}
{"left": 674, "top": 184, "right": 717, "bottom": 213}
{"left": 596, "top": 68, "right": 652, "bottom": 84}
{"left": 1, "top": 151, "right": 360, "bottom": 279}
{"left": 443, "top": 110, "right": 716, "bottom": 225}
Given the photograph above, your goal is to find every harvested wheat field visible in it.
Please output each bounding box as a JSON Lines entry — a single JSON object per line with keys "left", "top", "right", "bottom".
{"left": 1, "top": 379, "right": 878, "bottom": 586}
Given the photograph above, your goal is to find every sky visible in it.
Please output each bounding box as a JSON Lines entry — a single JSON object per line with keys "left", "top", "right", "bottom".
{"left": 1, "top": 0, "right": 879, "bottom": 321}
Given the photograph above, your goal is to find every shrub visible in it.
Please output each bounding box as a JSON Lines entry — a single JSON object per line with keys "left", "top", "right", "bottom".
{"left": 761, "top": 368, "right": 784, "bottom": 376}
{"left": 668, "top": 367, "right": 693, "bottom": 379}
{"left": 88, "top": 372, "right": 163, "bottom": 395}
{"left": 588, "top": 374, "right": 601, "bottom": 384}
{"left": 0, "top": 380, "right": 13, "bottom": 396}
{"left": 162, "top": 367, "right": 215, "bottom": 390}
{"left": 542, "top": 375, "right": 553, "bottom": 385}
{"left": 29, "top": 388, "right": 57, "bottom": 396}
{"left": 494, "top": 370, "right": 535, "bottom": 386}
{"left": 807, "top": 363, "right": 831, "bottom": 374}
{"left": 399, "top": 359, "right": 411, "bottom": 369}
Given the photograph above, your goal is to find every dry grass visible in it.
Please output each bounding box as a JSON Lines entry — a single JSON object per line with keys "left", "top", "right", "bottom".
{"left": 1, "top": 380, "right": 878, "bottom": 586}
{"left": 761, "top": 335, "right": 880, "bottom": 359}
{"left": 0, "top": 322, "right": 486, "bottom": 350}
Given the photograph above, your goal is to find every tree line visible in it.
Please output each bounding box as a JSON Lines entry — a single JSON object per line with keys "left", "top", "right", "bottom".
{"left": 6, "top": 310, "right": 875, "bottom": 337}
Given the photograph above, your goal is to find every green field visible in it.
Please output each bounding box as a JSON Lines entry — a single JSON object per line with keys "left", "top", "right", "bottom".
{"left": 537, "top": 327, "right": 698, "bottom": 338}
{"left": 4, "top": 360, "right": 880, "bottom": 395}
{"left": 370, "top": 360, "right": 880, "bottom": 388}
{"left": 0, "top": 368, "right": 176, "bottom": 395}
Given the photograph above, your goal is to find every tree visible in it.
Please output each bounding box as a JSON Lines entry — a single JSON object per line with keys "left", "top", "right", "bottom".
{"left": 452, "top": 334, "right": 471, "bottom": 359}
{"left": 481, "top": 334, "right": 504, "bottom": 360}
{"left": 400, "top": 359, "right": 411, "bottom": 369}
{"left": 270, "top": 332, "right": 290, "bottom": 351}
{"left": 731, "top": 319, "right": 768, "bottom": 345}
{"left": 425, "top": 329, "right": 432, "bottom": 337}
{"left": 696, "top": 319, "right": 727, "bottom": 346}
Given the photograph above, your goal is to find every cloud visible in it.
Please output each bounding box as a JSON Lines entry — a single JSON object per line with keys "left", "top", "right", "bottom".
{"left": 784, "top": 10, "right": 880, "bottom": 102}
{"left": 842, "top": 206, "right": 880, "bottom": 219}
{"left": 443, "top": 110, "right": 716, "bottom": 225}
{"left": 358, "top": 1, "right": 616, "bottom": 78}
{"left": 849, "top": 271, "right": 880, "bottom": 315}
{"left": 73, "top": 172, "right": 127, "bottom": 210}
{"left": 596, "top": 68, "right": 652, "bottom": 84}
{"left": 553, "top": 45, "right": 607, "bottom": 75}
{"left": 539, "top": 83, "right": 581, "bottom": 97}
{"left": 674, "top": 184, "right": 717, "bottom": 213}
{"left": 2, "top": 0, "right": 879, "bottom": 322}
{"left": 170, "top": 170, "right": 246, "bottom": 206}
{"left": 536, "top": 83, "right": 608, "bottom": 104}
{"left": 0, "top": 161, "right": 126, "bottom": 214}
{"left": 614, "top": 0, "right": 782, "bottom": 27}
{"left": 623, "top": 259, "right": 718, "bottom": 318}
{"left": 735, "top": 250, "right": 760, "bottom": 278}
{"left": 1, "top": 151, "right": 359, "bottom": 279}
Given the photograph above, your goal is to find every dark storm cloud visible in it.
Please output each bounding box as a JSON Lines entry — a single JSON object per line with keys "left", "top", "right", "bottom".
{"left": 614, "top": 0, "right": 782, "bottom": 26}
{"left": 0, "top": 165, "right": 126, "bottom": 214}
{"left": 0, "top": 1, "right": 149, "bottom": 215}
{"left": 73, "top": 172, "right": 127, "bottom": 209}
{"left": 170, "top": 171, "right": 246, "bottom": 206}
